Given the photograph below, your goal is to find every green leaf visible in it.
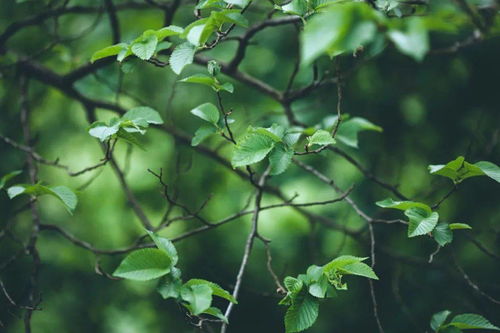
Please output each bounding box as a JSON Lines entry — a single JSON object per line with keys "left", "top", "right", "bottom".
{"left": 449, "top": 223, "right": 472, "bottom": 230}
{"left": 405, "top": 207, "right": 439, "bottom": 237}
{"left": 475, "top": 161, "right": 500, "bottom": 183}
{"left": 179, "top": 74, "right": 234, "bottom": 93}
{"left": 431, "top": 310, "right": 451, "bottom": 331}
{"left": 376, "top": 198, "right": 432, "bottom": 213}
{"left": 7, "top": 184, "right": 77, "bottom": 214}
{"left": 131, "top": 33, "right": 158, "bottom": 60}
{"left": 268, "top": 144, "right": 294, "bottom": 175}
{"left": 203, "top": 307, "right": 229, "bottom": 324}
{"left": 123, "top": 106, "right": 163, "bottom": 125}
{"left": 388, "top": 17, "right": 429, "bottom": 61}
{"left": 88, "top": 119, "right": 121, "bottom": 141}
{"left": 336, "top": 117, "right": 383, "bottom": 148}
{"left": 284, "top": 276, "right": 304, "bottom": 295}
{"left": 300, "top": 3, "right": 378, "bottom": 66}
{"left": 323, "top": 255, "right": 369, "bottom": 272}
{"left": 307, "top": 129, "right": 335, "bottom": 147}
{"left": 0, "top": 170, "right": 22, "bottom": 190}
{"left": 429, "top": 156, "right": 486, "bottom": 184}
{"left": 284, "top": 292, "right": 320, "bottom": 333}
{"left": 184, "top": 279, "right": 237, "bottom": 303}
{"left": 145, "top": 230, "right": 178, "bottom": 266}
{"left": 113, "top": 248, "right": 172, "bottom": 281}
{"left": 116, "top": 128, "right": 146, "bottom": 150}
{"left": 448, "top": 313, "right": 500, "bottom": 331}
{"left": 155, "top": 25, "right": 184, "bottom": 41}
{"left": 282, "top": 0, "right": 308, "bottom": 16}
{"left": 339, "top": 262, "right": 378, "bottom": 280}
{"left": 223, "top": 0, "right": 249, "bottom": 7}
{"left": 91, "top": 43, "right": 128, "bottom": 63}
{"left": 432, "top": 223, "right": 453, "bottom": 247}
{"left": 170, "top": 42, "right": 197, "bottom": 75}
{"left": 191, "top": 125, "right": 218, "bottom": 146}
{"left": 190, "top": 103, "right": 220, "bottom": 126}
{"left": 157, "top": 274, "right": 182, "bottom": 299}
{"left": 231, "top": 131, "right": 275, "bottom": 168}
{"left": 181, "top": 284, "right": 213, "bottom": 315}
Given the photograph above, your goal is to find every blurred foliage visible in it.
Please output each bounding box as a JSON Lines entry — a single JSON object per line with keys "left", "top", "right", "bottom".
{"left": 0, "top": 0, "right": 499, "bottom": 332}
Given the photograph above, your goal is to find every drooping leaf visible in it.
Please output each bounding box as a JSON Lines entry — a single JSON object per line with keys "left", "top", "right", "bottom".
{"left": 157, "top": 274, "right": 182, "bottom": 300}
{"left": 203, "top": 307, "right": 229, "bottom": 324}
{"left": 284, "top": 292, "right": 320, "bottom": 333}
{"left": 113, "top": 248, "right": 172, "bottom": 281}
{"left": 170, "top": 42, "right": 197, "bottom": 75}
{"left": 376, "top": 198, "right": 432, "bottom": 213}
{"left": 231, "top": 131, "right": 275, "bottom": 168}
{"left": 405, "top": 207, "right": 439, "bottom": 237}
{"left": 7, "top": 184, "right": 77, "bottom": 214}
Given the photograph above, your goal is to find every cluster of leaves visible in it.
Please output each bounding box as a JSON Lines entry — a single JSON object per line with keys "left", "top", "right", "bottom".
{"left": 430, "top": 310, "right": 500, "bottom": 332}
{"left": 88, "top": 106, "right": 163, "bottom": 147}
{"left": 429, "top": 156, "right": 500, "bottom": 184}
{"left": 113, "top": 230, "right": 235, "bottom": 323}
{"left": 1, "top": 170, "right": 77, "bottom": 214}
{"left": 91, "top": 1, "right": 248, "bottom": 74}
{"left": 290, "top": 1, "right": 478, "bottom": 64}
{"left": 377, "top": 156, "right": 499, "bottom": 246}
{"left": 279, "top": 255, "right": 378, "bottom": 332}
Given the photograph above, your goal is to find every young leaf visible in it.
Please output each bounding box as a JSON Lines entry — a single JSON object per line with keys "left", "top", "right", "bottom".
{"left": 231, "top": 131, "right": 275, "bottom": 168}
{"left": 146, "top": 230, "right": 178, "bottom": 266}
{"left": 181, "top": 284, "right": 213, "bottom": 315}
{"left": 429, "top": 156, "right": 485, "bottom": 184}
{"left": 376, "top": 198, "right": 432, "bottom": 213}
{"left": 180, "top": 74, "right": 234, "bottom": 93}
{"left": 190, "top": 103, "right": 220, "bottom": 126}
{"left": 284, "top": 292, "right": 320, "bottom": 333}
{"left": 184, "top": 279, "right": 237, "bottom": 304}
{"left": 339, "top": 262, "right": 378, "bottom": 280}
{"left": 284, "top": 276, "right": 304, "bottom": 295}
{"left": 432, "top": 223, "right": 453, "bottom": 246}
{"left": 323, "top": 255, "right": 369, "bottom": 272}
{"left": 448, "top": 223, "right": 472, "bottom": 230}
{"left": 405, "top": 207, "right": 439, "bottom": 237}
{"left": 113, "top": 248, "right": 172, "bottom": 281}
{"left": 307, "top": 130, "right": 335, "bottom": 147}
{"left": 91, "top": 43, "right": 128, "bottom": 63}
{"left": 157, "top": 274, "right": 182, "bottom": 299}
{"left": 155, "top": 25, "right": 184, "bottom": 41}
{"left": 170, "top": 42, "right": 197, "bottom": 75}
{"left": 448, "top": 313, "right": 500, "bottom": 331}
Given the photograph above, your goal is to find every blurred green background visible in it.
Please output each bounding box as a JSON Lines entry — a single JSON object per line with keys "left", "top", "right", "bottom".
{"left": 1, "top": 0, "right": 499, "bottom": 332}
